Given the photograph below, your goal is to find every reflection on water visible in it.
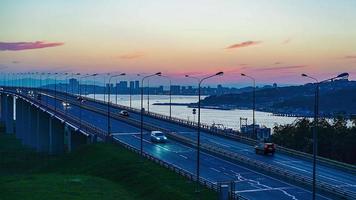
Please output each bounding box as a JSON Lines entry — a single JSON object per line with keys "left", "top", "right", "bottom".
{"left": 86, "top": 94, "right": 298, "bottom": 131}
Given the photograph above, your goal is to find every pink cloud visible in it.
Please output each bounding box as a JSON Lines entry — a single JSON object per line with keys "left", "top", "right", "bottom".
{"left": 0, "top": 41, "right": 64, "bottom": 51}
{"left": 119, "top": 52, "right": 144, "bottom": 59}
{"left": 225, "top": 41, "right": 262, "bottom": 49}
{"left": 260, "top": 65, "right": 307, "bottom": 71}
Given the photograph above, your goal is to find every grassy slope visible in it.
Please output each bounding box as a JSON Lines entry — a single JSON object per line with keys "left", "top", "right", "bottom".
{"left": 0, "top": 132, "right": 216, "bottom": 200}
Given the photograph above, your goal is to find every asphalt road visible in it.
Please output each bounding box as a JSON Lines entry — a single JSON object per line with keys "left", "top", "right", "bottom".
{"left": 52, "top": 90, "right": 355, "bottom": 194}
{"left": 25, "top": 91, "right": 338, "bottom": 200}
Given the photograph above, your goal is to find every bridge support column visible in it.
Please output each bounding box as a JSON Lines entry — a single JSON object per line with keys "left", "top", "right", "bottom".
{"left": 90, "top": 134, "right": 97, "bottom": 144}
{"left": 15, "top": 98, "right": 24, "bottom": 140}
{"left": 29, "top": 106, "right": 38, "bottom": 148}
{"left": 23, "top": 102, "right": 32, "bottom": 146}
{"left": 37, "top": 111, "right": 50, "bottom": 153}
{"left": 49, "top": 117, "right": 64, "bottom": 155}
{"left": 5, "top": 95, "right": 14, "bottom": 134}
{"left": 66, "top": 126, "right": 88, "bottom": 153}
{"left": 72, "top": 131, "right": 88, "bottom": 151}
{"left": 219, "top": 184, "right": 229, "bottom": 200}
{"left": 0, "top": 94, "right": 6, "bottom": 124}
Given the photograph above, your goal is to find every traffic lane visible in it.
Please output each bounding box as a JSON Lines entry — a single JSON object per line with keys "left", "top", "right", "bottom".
{"left": 42, "top": 94, "right": 144, "bottom": 134}
{"left": 41, "top": 91, "right": 356, "bottom": 193}
{"left": 115, "top": 134, "right": 330, "bottom": 200}
{"left": 36, "top": 91, "right": 330, "bottom": 199}
{"left": 178, "top": 131, "right": 356, "bottom": 190}
{"left": 44, "top": 91, "right": 356, "bottom": 191}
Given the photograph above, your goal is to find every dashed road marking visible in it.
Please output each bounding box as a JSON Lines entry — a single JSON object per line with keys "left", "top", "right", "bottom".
{"left": 210, "top": 167, "right": 221, "bottom": 173}
{"left": 179, "top": 155, "right": 188, "bottom": 159}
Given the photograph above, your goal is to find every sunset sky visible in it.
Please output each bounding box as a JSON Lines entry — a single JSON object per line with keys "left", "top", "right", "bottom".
{"left": 0, "top": 0, "right": 355, "bottom": 86}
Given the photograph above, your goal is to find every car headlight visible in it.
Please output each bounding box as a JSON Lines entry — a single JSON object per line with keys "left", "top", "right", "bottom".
{"left": 157, "top": 138, "right": 160, "bottom": 140}
{"left": 163, "top": 137, "right": 167, "bottom": 140}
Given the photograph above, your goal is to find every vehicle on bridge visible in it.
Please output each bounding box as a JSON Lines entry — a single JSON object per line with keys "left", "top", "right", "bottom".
{"left": 36, "top": 93, "right": 42, "bottom": 100}
{"left": 255, "top": 142, "right": 275, "bottom": 155}
{"left": 76, "top": 96, "right": 86, "bottom": 103}
{"left": 150, "top": 131, "right": 167, "bottom": 143}
{"left": 119, "top": 110, "right": 129, "bottom": 117}
{"left": 62, "top": 102, "right": 70, "bottom": 109}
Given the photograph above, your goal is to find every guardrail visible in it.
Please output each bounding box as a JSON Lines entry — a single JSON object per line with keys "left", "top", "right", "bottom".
{"left": 37, "top": 91, "right": 356, "bottom": 200}
{"left": 54, "top": 88, "right": 355, "bottom": 174}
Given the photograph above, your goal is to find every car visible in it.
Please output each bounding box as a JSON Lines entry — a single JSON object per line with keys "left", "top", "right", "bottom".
{"left": 255, "top": 142, "right": 275, "bottom": 155}
{"left": 119, "top": 110, "right": 129, "bottom": 117}
{"left": 150, "top": 131, "right": 167, "bottom": 143}
{"left": 62, "top": 102, "right": 70, "bottom": 108}
{"left": 76, "top": 96, "right": 85, "bottom": 103}
{"left": 36, "top": 93, "right": 42, "bottom": 100}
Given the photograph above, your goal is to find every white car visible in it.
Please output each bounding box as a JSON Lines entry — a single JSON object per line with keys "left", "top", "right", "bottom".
{"left": 119, "top": 110, "right": 129, "bottom": 117}
{"left": 150, "top": 131, "right": 167, "bottom": 143}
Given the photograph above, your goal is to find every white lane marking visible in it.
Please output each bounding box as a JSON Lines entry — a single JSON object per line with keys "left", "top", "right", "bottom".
{"left": 276, "top": 160, "right": 303, "bottom": 163}
{"left": 132, "top": 135, "right": 180, "bottom": 153}
{"left": 202, "top": 153, "right": 332, "bottom": 200}
{"left": 178, "top": 132, "right": 198, "bottom": 134}
{"left": 122, "top": 130, "right": 331, "bottom": 200}
{"left": 274, "top": 161, "right": 309, "bottom": 173}
{"left": 237, "top": 187, "right": 293, "bottom": 193}
{"left": 208, "top": 139, "right": 231, "bottom": 148}
{"left": 210, "top": 167, "right": 221, "bottom": 173}
{"left": 179, "top": 155, "right": 188, "bottom": 159}
{"left": 274, "top": 161, "right": 355, "bottom": 186}
{"left": 112, "top": 132, "right": 141, "bottom": 136}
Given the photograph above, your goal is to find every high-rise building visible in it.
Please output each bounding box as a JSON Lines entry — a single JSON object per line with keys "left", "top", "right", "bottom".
{"left": 171, "top": 85, "right": 180, "bottom": 94}
{"left": 135, "top": 80, "right": 139, "bottom": 89}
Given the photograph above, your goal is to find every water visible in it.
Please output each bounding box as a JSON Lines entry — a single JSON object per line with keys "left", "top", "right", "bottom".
{"left": 86, "top": 94, "right": 298, "bottom": 131}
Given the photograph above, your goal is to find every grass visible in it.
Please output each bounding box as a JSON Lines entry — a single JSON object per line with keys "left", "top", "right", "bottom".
{"left": 0, "top": 130, "right": 217, "bottom": 200}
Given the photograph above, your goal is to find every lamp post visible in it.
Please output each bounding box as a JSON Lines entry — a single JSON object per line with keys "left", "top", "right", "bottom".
{"left": 187, "top": 72, "right": 224, "bottom": 191}
{"left": 102, "top": 73, "right": 110, "bottom": 102}
{"left": 78, "top": 74, "right": 96, "bottom": 127}
{"left": 65, "top": 73, "right": 80, "bottom": 113}
{"left": 241, "top": 73, "right": 256, "bottom": 139}
{"left": 107, "top": 73, "right": 126, "bottom": 138}
{"left": 301, "top": 72, "right": 349, "bottom": 200}
{"left": 140, "top": 72, "right": 161, "bottom": 155}
{"left": 159, "top": 75, "right": 172, "bottom": 119}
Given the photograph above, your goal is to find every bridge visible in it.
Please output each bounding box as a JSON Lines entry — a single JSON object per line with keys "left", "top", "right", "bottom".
{"left": 0, "top": 86, "right": 355, "bottom": 200}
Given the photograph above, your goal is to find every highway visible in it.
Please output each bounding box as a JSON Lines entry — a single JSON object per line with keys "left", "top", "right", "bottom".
{"left": 22, "top": 89, "right": 341, "bottom": 200}
{"left": 50, "top": 90, "right": 356, "bottom": 195}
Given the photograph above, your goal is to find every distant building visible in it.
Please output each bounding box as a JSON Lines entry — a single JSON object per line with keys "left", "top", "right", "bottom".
{"left": 171, "top": 85, "right": 180, "bottom": 94}
{"left": 135, "top": 80, "right": 139, "bottom": 90}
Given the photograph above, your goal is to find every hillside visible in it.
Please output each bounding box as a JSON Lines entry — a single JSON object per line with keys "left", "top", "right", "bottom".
{"left": 200, "top": 79, "right": 356, "bottom": 116}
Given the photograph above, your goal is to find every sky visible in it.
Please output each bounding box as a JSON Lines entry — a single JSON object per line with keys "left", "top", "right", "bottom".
{"left": 0, "top": 0, "right": 355, "bottom": 87}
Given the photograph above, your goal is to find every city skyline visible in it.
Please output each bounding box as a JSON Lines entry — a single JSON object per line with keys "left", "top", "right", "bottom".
{"left": 1, "top": 0, "right": 355, "bottom": 86}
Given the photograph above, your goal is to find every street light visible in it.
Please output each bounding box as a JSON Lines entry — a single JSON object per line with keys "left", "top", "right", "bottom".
{"left": 78, "top": 73, "right": 97, "bottom": 127}
{"left": 241, "top": 73, "right": 256, "bottom": 139}
{"left": 140, "top": 72, "right": 161, "bottom": 155}
{"left": 107, "top": 73, "right": 126, "bottom": 139}
{"left": 159, "top": 75, "right": 172, "bottom": 119}
{"left": 65, "top": 73, "right": 80, "bottom": 114}
{"left": 301, "top": 72, "right": 349, "bottom": 200}
{"left": 187, "top": 72, "right": 223, "bottom": 192}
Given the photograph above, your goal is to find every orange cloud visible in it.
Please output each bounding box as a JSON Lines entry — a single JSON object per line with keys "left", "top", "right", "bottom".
{"left": 225, "top": 41, "right": 262, "bottom": 49}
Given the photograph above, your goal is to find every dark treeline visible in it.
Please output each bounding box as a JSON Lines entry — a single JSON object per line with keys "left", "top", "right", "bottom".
{"left": 272, "top": 117, "right": 356, "bottom": 165}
